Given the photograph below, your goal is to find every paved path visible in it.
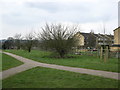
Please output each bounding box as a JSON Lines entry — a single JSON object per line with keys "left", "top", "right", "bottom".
{"left": 1, "top": 52, "right": 120, "bottom": 80}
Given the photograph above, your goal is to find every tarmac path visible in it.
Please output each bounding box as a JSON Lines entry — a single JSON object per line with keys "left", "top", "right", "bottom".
{"left": 1, "top": 51, "right": 119, "bottom": 80}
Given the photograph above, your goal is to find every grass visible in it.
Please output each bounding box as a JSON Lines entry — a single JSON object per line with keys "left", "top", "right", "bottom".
{"left": 2, "top": 53, "right": 23, "bottom": 71}
{"left": 2, "top": 67, "right": 118, "bottom": 88}
{"left": 0, "top": 53, "right": 2, "bottom": 71}
{"left": 5, "top": 50, "right": 119, "bottom": 72}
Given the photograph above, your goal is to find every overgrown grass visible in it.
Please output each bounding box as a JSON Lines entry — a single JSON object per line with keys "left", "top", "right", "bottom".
{"left": 5, "top": 50, "right": 119, "bottom": 72}
{"left": 2, "top": 53, "right": 23, "bottom": 71}
{"left": 2, "top": 67, "right": 118, "bottom": 88}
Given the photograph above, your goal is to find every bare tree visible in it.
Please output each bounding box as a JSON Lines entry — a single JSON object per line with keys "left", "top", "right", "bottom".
{"left": 39, "top": 23, "right": 78, "bottom": 58}
{"left": 14, "top": 33, "right": 22, "bottom": 50}
{"left": 23, "top": 32, "right": 35, "bottom": 52}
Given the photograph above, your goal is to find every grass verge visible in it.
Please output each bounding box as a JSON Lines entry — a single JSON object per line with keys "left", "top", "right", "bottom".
{"left": 5, "top": 50, "right": 119, "bottom": 72}
{"left": 2, "top": 53, "right": 23, "bottom": 71}
{"left": 2, "top": 67, "right": 118, "bottom": 88}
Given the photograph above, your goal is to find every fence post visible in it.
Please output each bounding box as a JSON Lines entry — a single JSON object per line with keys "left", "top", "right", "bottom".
{"left": 104, "top": 48, "right": 106, "bottom": 63}
{"left": 104, "top": 46, "right": 109, "bottom": 63}
{"left": 106, "top": 46, "right": 109, "bottom": 60}
{"left": 100, "top": 47, "right": 103, "bottom": 60}
{"left": 97, "top": 48, "right": 99, "bottom": 58}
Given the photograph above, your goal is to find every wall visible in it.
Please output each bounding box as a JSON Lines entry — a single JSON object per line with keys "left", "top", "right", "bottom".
{"left": 114, "top": 27, "right": 120, "bottom": 45}
{"left": 74, "top": 33, "right": 84, "bottom": 46}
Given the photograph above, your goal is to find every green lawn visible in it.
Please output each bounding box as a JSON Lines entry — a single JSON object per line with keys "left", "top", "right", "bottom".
{"left": 0, "top": 53, "right": 2, "bottom": 71}
{"left": 2, "top": 67, "right": 118, "bottom": 88}
{"left": 2, "top": 53, "right": 23, "bottom": 71}
{"left": 5, "top": 50, "right": 119, "bottom": 72}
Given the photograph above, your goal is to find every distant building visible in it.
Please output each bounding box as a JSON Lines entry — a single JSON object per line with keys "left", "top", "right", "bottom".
{"left": 111, "top": 27, "right": 120, "bottom": 51}
{"left": 74, "top": 32, "right": 114, "bottom": 49}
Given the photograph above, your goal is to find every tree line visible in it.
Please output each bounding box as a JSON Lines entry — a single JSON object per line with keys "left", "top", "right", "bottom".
{"left": 2, "top": 23, "right": 79, "bottom": 58}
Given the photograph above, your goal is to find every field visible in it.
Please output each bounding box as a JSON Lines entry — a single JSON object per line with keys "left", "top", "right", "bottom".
{"left": 2, "top": 53, "right": 23, "bottom": 71}
{"left": 5, "top": 50, "right": 119, "bottom": 72}
{"left": 2, "top": 67, "right": 118, "bottom": 88}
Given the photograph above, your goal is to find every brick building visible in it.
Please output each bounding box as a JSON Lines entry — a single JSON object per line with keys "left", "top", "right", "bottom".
{"left": 74, "top": 32, "right": 114, "bottom": 49}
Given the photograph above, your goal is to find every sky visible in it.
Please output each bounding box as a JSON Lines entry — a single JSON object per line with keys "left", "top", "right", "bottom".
{"left": 118, "top": 1, "right": 120, "bottom": 27}
{"left": 0, "top": 0, "right": 119, "bottom": 39}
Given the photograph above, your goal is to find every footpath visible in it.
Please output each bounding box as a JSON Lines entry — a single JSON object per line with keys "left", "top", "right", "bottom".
{"left": 1, "top": 51, "right": 119, "bottom": 80}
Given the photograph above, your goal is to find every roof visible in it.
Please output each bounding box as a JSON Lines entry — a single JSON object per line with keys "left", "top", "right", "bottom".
{"left": 80, "top": 33, "right": 96, "bottom": 41}
{"left": 112, "top": 44, "right": 120, "bottom": 47}
{"left": 106, "top": 35, "right": 114, "bottom": 39}
{"left": 80, "top": 32, "right": 91, "bottom": 38}
{"left": 114, "top": 26, "right": 120, "bottom": 31}
{"left": 75, "top": 32, "right": 113, "bottom": 39}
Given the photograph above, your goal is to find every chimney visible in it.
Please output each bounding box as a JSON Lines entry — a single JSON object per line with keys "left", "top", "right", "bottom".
{"left": 90, "top": 30, "right": 94, "bottom": 34}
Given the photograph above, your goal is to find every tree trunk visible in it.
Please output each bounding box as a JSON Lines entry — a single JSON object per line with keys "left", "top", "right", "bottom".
{"left": 59, "top": 50, "right": 65, "bottom": 58}
{"left": 59, "top": 53, "right": 64, "bottom": 58}
{"left": 28, "top": 48, "right": 31, "bottom": 52}
{"left": 17, "top": 46, "right": 20, "bottom": 50}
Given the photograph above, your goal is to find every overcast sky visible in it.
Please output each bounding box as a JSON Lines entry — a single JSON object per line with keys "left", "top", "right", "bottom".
{"left": 0, "top": 0, "right": 119, "bottom": 39}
